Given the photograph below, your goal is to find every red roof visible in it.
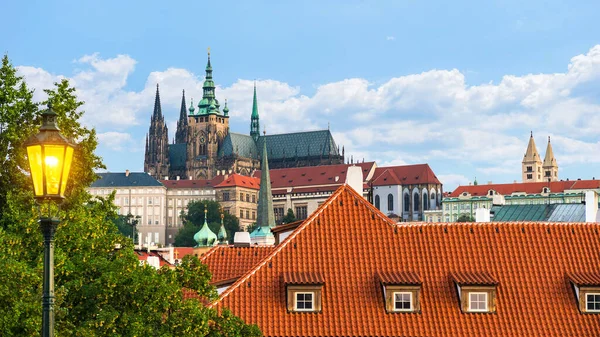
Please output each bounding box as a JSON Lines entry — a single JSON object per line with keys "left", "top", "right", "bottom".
{"left": 253, "top": 162, "right": 375, "bottom": 189}
{"left": 449, "top": 179, "right": 600, "bottom": 197}
{"left": 377, "top": 271, "right": 422, "bottom": 285}
{"left": 283, "top": 272, "right": 324, "bottom": 285}
{"left": 213, "top": 185, "right": 600, "bottom": 337}
{"left": 568, "top": 272, "right": 600, "bottom": 286}
{"left": 200, "top": 246, "right": 275, "bottom": 284}
{"left": 214, "top": 174, "right": 260, "bottom": 189}
{"left": 451, "top": 271, "right": 498, "bottom": 286}
{"left": 372, "top": 164, "right": 441, "bottom": 186}
{"left": 135, "top": 250, "right": 171, "bottom": 268}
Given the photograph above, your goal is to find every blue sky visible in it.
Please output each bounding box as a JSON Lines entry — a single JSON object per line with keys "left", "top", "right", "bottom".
{"left": 3, "top": 0, "right": 600, "bottom": 190}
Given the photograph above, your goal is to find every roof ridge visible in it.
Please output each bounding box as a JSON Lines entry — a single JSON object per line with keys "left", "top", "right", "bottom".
{"left": 211, "top": 184, "right": 397, "bottom": 307}
{"left": 200, "top": 246, "right": 220, "bottom": 262}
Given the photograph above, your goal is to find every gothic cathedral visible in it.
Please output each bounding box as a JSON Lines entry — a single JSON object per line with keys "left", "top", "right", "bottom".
{"left": 522, "top": 132, "right": 558, "bottom": 183}
{"left": 144, "top": 51, "right": 344, "bottom": 180}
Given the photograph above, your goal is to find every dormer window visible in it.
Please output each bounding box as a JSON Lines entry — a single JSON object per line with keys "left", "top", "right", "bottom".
{"left": 378, "top": 271, "right": 422, "bottom": 313}
{"left": 284, "top": 272, "right": 324, "bottom": 313}
{"left": 451, "top": 271, "right": 498, "bottom": 313}
{"left": 568, "top": 272, "right": 600, "bottom": 313}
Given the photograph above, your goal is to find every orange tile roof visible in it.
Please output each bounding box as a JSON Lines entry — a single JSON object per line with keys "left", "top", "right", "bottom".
{"left": 283, "top": 272, "right": 324, "bottom": 285}
{"left": 568, "top": 272, "right": 600, "bottom": 286}
{"left": 213, "top": 184, "right": 600, "bottom": 337}
{"left": 200, "top": 246, "right": 275, "bottom": 284}
{"left": 378, "top": 271, "right": 422, "bottom": 285}
{"left": 135, "top": 250, "right": 172, "bottom": 268}
{"left": 449, "top": 179, "right": 600, "bottom": 197}
{"left": 372, "top": 164, "right": 442, "bottom": 186}
{"left": 451, "top": 271, "right": 498, "bottom": 286}
{"left": 214, "top": 174, "right": 260, "bottom": 189}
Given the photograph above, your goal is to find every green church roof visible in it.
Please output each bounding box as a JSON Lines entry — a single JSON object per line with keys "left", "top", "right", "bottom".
{"left": 218, "top": 133, "right": 258, "bottom": 159}
{"left": 194, "top": 211, "right": 217, "bottom": 248}
{"left": 257, "top": 130, "right": 339, "bottom": 160}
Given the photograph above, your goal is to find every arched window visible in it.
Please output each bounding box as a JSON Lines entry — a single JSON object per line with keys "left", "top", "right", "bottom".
{"left": 404, "top": 193, "right": 410, "bottom": 212}
{"left": 431, "top": 192, "right": 436, "bottom": 209}
{"left": 375, "top": 195, "right": 380, "bottom": 210}
{"left": 413, "top": 192, "right": 420, "bottom": 212}
{"left": 387, "top": 194, "right": 394, "bottom": 211}
{"left": 423, "top": 192, "right": 428, "bottom": 211}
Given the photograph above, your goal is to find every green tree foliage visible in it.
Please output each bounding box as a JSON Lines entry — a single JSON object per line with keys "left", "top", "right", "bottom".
{"left": 282, "top": 208, "right": 296, "bottom": 224}
{"left": 457, "top": 213, "right": 475, "bottom": 222}
{"left": 110, "top": 213, "right": 140, "bottom": 241}
{"left": 174, "top": 200, "right": 240, "bottom": 247}
{"left": 0, "top": 54, "right": 261, "bottom": 336}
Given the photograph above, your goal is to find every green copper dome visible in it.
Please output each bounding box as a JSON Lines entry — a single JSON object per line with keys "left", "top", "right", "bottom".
{"left": 223, "top": 99, "right": 229, "bottom": 116}
{"left": 194, "top": 210, "right": 217, "bottom": 248}
{"left": 188, "top": 98, "right": 195, "bottom": 114}
{"left": 217, "top": 215, "right": 228, "bottom": 244}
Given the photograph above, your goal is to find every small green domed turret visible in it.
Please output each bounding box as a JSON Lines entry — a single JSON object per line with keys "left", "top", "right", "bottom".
{"left": 188, "top": 98, "right": 195, "bottom": 114}
{"left": 194, "top": 209, "right": 217, "bottom": 248}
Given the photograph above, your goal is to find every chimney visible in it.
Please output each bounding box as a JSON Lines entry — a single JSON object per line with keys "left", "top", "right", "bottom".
{"left": 125, "top": 169, "right": 130, "bottom": 177}
{"left": 585, "top": 191, "right": 598, "bottom": 222}
{"left": 233, "top": 232, "right": 251, "bottom": 247}
{"left": 345, "top": 165, "right": 363, "bottom": 195}
{"left": 176, "top": 176, "right": 180, "bottom": 181}
{"left": 487, "top": 181, "right": 493, "bottom": 185}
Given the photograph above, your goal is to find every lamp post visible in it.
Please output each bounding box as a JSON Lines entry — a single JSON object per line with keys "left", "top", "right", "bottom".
{"left": 24, "top": 102, "right": 75, "bottom": 337}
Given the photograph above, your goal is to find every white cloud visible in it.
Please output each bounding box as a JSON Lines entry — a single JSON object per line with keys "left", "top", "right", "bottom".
{"left": 438, "top": 174, "right": 470, "bottom": 190}
{"left": 97, "top": 131, "right": 134, "bottom": 151}
{"left": 386, "top": 36, "right": 395, "bottom": 41}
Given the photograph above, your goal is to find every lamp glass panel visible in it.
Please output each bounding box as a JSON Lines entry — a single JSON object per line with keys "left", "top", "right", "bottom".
{"left": 60, "top": 146, "right": 74, "bottom": 196}
{"left": 26, "top": 145, "right": 44, "bottom": 196}
{"left": 43, "top": 145, "right": 66, "bottom": 195}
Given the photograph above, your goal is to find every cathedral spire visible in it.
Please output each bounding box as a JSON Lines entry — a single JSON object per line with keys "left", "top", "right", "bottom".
{"left": 522, "top": 132, "right": 543, "bottom": 183}
{"left": 175, "top": 89, "right": 188, "bottom": 144}
{"left": 250, "top": 82, "right": 260, "bottom": 142}
{"left": 179, "top": 90, "right": 188, "bottom": 123}
{"left": 153, "top": 83, "right": 162, "bottom": 119}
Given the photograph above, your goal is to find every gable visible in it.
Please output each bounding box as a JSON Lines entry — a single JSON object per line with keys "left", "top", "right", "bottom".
{"left": 214, "top": 185, "right": 600, "bottom": 337}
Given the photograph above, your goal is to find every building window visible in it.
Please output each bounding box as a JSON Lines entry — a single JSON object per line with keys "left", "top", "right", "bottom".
{"left": 245, "top": 193, "right": 249, "bottom": 202}
{"left": 222, "top": 192, "right": 230, "bottom": 201}
{"left": 404, "top": 193, "right": 410, "bottom": 212}
{"left": 148, "top": 198, "right": 152, "bottom": 205}
{"left": 468, "top": 292, "right": 488, "bottom": 312}
{"left": 252, "top": 194, "right": 256, "bottom": 203}
{"left": 252, "top": 211, "right": 256, "bottom": 220}
{"left": 240, "top": 210, "right": 244, "bottom": 218}
{"left": 294, "top": 292, "right": 314, "bottom": 311}
{"left": 423, "top": 193, "right": 428, "bottom": 211}
{"left": 240, "top": 193, "right": 244, "bottom": 201}
{"left": 274, "top": 207, "right": 285, "bottom": 222}
{"left": 527, "top": 174, "right": 533, "bottom": 180}
{"left": 393, "top": 292, "right": 413, "bottom": 311}
{"left": 587, "top": 294, "right": 600, "bottom": 312}
{"left": 413, "top": 193, "right": 420, "bottom": 212}
{"left": 295, "top": 206, "right": 308, "bottom": 220}
{"left": 387, "top": 194, "right": 393, "bottom": 211}
{"left": 246, "top": 210, "right": 249, "bottom": 219}
{"left": 526, "top": 166, "right": 532, "bottom": 172}
{"left": 375, "top": 195, "right": 380, "bottom": 210}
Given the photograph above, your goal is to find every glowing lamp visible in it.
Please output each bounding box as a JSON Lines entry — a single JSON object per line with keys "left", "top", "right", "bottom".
{"left": 25, "top": 103, "right": 75, "bottom": 201}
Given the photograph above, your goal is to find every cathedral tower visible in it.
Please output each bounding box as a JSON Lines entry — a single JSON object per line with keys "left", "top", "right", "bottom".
{"left": 144, "top": 84, "right": 170, "bottom": 179}
{"left": 522, "top": 132, "right": 543, "bottom": 183}
{"left": 543, "top": 136, "right": 559, "bottom": 181}
{"left": 250, "top": 82, "right": 260, "bottom": 142}
{"left": 184, "top": 50, "right": 230, "bottom": 179}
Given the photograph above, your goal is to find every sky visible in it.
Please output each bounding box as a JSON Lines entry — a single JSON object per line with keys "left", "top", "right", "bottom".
{"left": 2, "top": 0, "right": 600, "bottom": 191}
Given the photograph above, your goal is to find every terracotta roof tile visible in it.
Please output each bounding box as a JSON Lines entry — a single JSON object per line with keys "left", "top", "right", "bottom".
{"left": 283, "top": 272, "right": 324, "bottom": 285}
{"left": 214, "top": 174, "right": 260, "bottom": 189}
{"left": 372, "top": 164, "right": 441, "bottom": 186}
{"left": 252, "top": 162, "right": 375, "bottom": 189}
{"left": 213, "top": 184, "right": 600, "bottom": 337}
{"left": 451, "top": 271, "right": 498, "bottom": 286}
{"left": 378, "top": 271, "right": 422, "bottom": 285}
{"left": 449, "top": 179, "right": 600, "bottom": 197}
{"left": 568, "top": 272, "right": 600, "bottom": 286}
{"left": 200, "top": 246, "right": 274, "bottom": 284}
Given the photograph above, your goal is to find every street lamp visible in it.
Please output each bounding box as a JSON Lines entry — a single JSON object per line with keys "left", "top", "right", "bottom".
{"left": 24, "top": 102, "right": 75, "bottom": 337}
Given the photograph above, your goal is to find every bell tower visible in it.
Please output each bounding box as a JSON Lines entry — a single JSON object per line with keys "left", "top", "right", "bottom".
{"left": 522, "top": 132, "right": 543, "bottom": 183}
{"left": 543, "top": 136, "right": 559, "bottom": 182}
